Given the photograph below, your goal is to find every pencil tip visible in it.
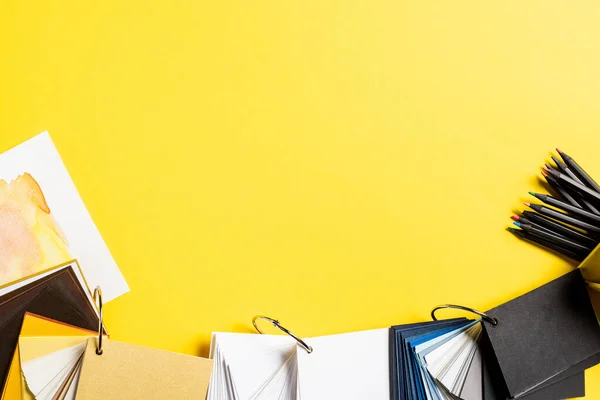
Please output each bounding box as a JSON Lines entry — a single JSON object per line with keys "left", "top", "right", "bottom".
{"left": 524, "top": 202, "right": 531, "bottom": 207}
{"left": 556, "top": 148, "right": 562, "bottom": 154}
{"left": 543, "top": 166, "right": 550, "bottom": 172}
{"left": 529, "top": 191, "right": 536, "bottom": 196}
{"left": 511, "top": 215, "right": 520, "bottom": 221}
{"left": 513, "top": 222, "right": 521, "bottom": 227}
{"left": 541, "top": 170, "right": 548, "bottom": 177}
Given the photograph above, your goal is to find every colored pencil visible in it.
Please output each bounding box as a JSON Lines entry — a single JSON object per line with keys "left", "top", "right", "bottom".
{"left": 511, "top": 215, "right": 568, "bottom": 238}
{"left": 528, "top": 192, "right": 600, "bottom": 223}
{"left": 543, "top": 174, "right": 585, "bottom": 209}
{"left": 508, "top": 149, "right": 600, "bottom": 261}
{"left": 557, "top": 148, "right": 600, "bottom": 193}
{"left": 543, "top": 167, "right": 600, "bottom": 205}
{"left": 507, "top": 228, "right": 585, "bottom": 261}
{"left": 551, "top": 155, "right": 568, "bottom": 173}
{"left": 550, "top": 155, "right": 600, "bottom": 214}
{"left": 521, "top": 211, "right": 598, "bottom": 247}
{"left": 552, "top": 154, "right": 585, "bottom": 183}
{"left": 524, "top": 202, "right": 600, "bottom": 233}
{"left": 513, "top": 221, "right": 594, "bottom": 252}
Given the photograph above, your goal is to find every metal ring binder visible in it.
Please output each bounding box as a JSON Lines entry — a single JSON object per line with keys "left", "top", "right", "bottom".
{"left": 252, "top": 315, "right": 313, "bottom": 353}
{"left": 431, "top": 304, "right": 498, "bottom": 326}
{"left": 94, "top": 287, "right": 104, "bottom": 355}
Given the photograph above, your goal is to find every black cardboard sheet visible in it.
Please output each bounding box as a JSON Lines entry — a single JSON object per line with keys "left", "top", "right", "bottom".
{"left": 482, "top": 269, "right": 600, "bottom": 398}
{"left": 0, "top": 267, "right": 99, "bottom": 389}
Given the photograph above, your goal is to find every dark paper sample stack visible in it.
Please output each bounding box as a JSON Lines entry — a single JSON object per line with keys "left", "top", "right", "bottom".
{"left": 390, "top": 269, "right": 600, "bottom": 400}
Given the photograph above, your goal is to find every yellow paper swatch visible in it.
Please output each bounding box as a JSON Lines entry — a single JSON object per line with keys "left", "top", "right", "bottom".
{"left": 76, "top": 338, "right": 213, "bottom": 400}
{"left": 1, "top": 313, "right": 94, "bottom": 400}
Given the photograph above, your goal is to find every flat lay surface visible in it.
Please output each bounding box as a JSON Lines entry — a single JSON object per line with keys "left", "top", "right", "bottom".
{"left": 2, "top": 1, "right": 600, "bottom": 397}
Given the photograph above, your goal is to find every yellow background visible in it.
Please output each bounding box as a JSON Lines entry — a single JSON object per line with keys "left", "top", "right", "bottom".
{"left": 2, "top": 0, "right": 600, "bottom": 397}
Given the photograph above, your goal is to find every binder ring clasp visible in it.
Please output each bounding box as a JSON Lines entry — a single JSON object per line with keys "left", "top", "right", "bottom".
{"left": 93, "top": 286, "right": 104, "bottom": 355}
{"left": 252, "top": 315, "right": 313, "bottom": 354}
{"left": 431, "top": 304, "right": 498, "bottom": 326}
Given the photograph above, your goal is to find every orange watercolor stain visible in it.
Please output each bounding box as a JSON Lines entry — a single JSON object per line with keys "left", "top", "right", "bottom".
{"left": 0, "top": 173, "right": 71, "bottom": 283}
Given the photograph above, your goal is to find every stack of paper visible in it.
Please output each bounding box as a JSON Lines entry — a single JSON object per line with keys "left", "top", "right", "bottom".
{"left": 209, "top": 333, "right": 298, "bottom": 400}
{"left": 208, "top": 328, "right": 389, "bottom": 400}
{"left": 0, "top": 133, "right": 214, "bottom": 399}
{"left": 0, "top": 262, "right": 102, "bottom": 397}
{"left": 0, "top": 132, "right": 129, "bottom": 395}
{"left": 0, "top": 263, "right": 213, "bottom": 399}
{"left": 18, "top": 331, "right": 98, "bottom": 399}
{"left": 390, "top": 318, "right": 483, "bottom": 400}
{"left": 2, "top": 313, "right": 214, "bottom": 400}
{"left": 74, "top": 339, "right": 214, "bottom": 400}
{"left": 481, "top": 269, "right": 599, "bottom": 400}
{"left": 390, "top": 270, "right": 600, "bottom": 400}
{"left": 0, "top": 270, "right": 214, "bottom": 400}
{"left": 1, "top": 313, "right": 98, "bottom": 400}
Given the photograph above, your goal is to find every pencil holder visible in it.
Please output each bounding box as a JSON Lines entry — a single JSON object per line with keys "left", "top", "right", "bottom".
{"left": 578, "top": 247, "right": 600, "bottom": 322}
{"left": 580, "top": 245, "right": 600, "bottom": 287}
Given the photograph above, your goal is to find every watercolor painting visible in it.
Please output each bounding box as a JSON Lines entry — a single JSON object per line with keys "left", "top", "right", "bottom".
{"left": 0, "top": 173, "right": 72, "bottom": 283}
{"left": 0, "top": 132, "right": 129, "bottom": 302}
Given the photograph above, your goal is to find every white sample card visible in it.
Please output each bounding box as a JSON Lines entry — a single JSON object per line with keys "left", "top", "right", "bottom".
{"left": 0, "top": 132, "right": 128, "bottom": 301}
{"left": 296, "top": 328, "right": 389, "bottom": 400}
{"left": 208, "top": 328, "right": 390, "bottom": 400}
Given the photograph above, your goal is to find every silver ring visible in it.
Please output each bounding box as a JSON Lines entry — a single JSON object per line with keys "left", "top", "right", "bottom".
{"left": 94, "top": 287, "right": 104, "bottom": 355}
{"left": 431, "top": 304, "right": 498, "bottom": 326}
{"left": 252, "top": 315, "right": 313, "bottom": 354}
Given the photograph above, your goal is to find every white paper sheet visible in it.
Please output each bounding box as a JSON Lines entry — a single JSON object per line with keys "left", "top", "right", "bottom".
{"left": 207, "top": 333, "right": 297, "bottom": 400}
{"left": 416, "top": 322, "right": 478, "bottom": 400}
{"left": 426, "top": 323, "right": 482, "bottom": 399}
{"left": 460, "top": 344, "right": 483, "bottom": 400}
{"left": 64, "top": 360, "right": 84, "bottom": 400}
{"left": 208, "top": 328, "right": 389, "bottom": 400}
{"left": 21, "top": 342, "right": 87, "bottom": 400}
{"left": 0, "top": 132, "right": 128, "bottom": 301}
{"left": 296, "top": 328, "right": 389, "bottom": 400}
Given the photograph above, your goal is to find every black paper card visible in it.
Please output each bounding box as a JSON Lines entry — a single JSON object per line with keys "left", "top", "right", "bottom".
{"left": 0, "top": 266, "right": 99, "bottom": 389}
{"left": 482, "top": 269, "right": 600, "bottom": 398}
{"left": 482, "top": 340, "right": 585, "bottom": 400}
